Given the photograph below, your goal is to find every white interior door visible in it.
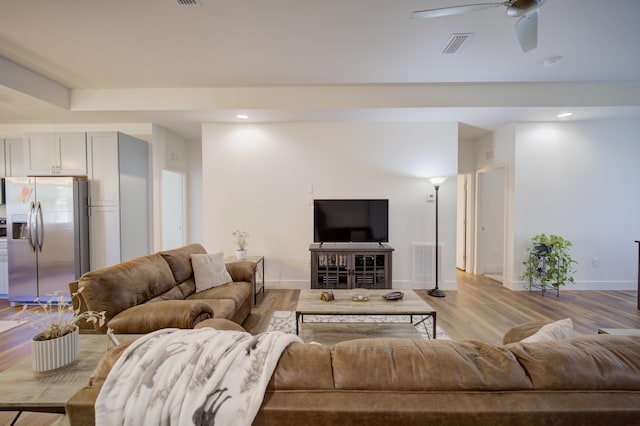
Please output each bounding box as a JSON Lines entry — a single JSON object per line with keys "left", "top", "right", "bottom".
{"left": 161, "top": 169, "right": 185, "bottom": 250}
{"left": 456, "top": 174, "right": 468, "bottom": 270}
{"left": 476, "top": 167, "right": 506, "bottom": 277}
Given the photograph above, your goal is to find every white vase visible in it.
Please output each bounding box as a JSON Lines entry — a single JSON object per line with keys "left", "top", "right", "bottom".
{"left": 235, "top": 249, "right": 247, "bottom": 260}
{"left": 31, "top": 326, "right": 79, "bottom": 373}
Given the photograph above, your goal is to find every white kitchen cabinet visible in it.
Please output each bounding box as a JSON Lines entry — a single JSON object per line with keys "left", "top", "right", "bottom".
{"left": 24, "top": 132, "right": 87, "bottom": 176}
{"left": 0, "top": 137, "right": 24, "bottom": 178}
{"left": 0, "top": 140, "right": 6, "bottom": 177}
{"left": 89, "top": 206, "right": 122, "bottom": 270}
{"left": 0, "top": 239, "right": 7, "bottom": 297}
{"left": 5, "top": 138, "right": 25, "bottom": 177}
{"left": 86, "top": 132, "right": 149, "bottom": 270}
{"left": 86, "top": 133, "right": 120, "bottom": 206}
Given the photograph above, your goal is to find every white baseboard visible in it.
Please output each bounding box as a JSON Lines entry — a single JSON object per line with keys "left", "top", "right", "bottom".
{"left": 266, "top": 279, "right": 634, "bottom": 292}
{"left": 265, "top": 280, "right": 459, "bottom": 291}
{"left": 510, "top": 280, "right": 637, "bottom": 291}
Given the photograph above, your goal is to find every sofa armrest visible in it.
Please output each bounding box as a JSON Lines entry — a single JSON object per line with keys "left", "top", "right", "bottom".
{"left": 107, "top": 300, "right": 213, "bottom": 334}
{"left": 226, "top": 260, "right": 256, "bottom": 283}
{"left": 66, "top": 385, "right": 101, "bottom": 426}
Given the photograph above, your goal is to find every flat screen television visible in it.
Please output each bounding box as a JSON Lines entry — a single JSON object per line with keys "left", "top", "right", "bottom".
{"left": 314, "top": 199, "right": 389, "bottom": 243}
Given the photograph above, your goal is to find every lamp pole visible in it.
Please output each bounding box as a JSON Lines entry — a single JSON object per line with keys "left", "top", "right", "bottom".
{"left": 429, "top": 177, "right": 446, "bottom": 298}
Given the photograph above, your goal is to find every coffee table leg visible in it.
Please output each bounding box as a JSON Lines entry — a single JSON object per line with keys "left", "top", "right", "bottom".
{"left": 295, "top": 312, "right": 301, "bottom": 335}
{"left": 10, "top": 412, "right": 22, "bottom": 426}
{"left": 413, "top": 313, "right": 437, "bottom": 339}
{"left": 432, "top": 312, "right": 437, "bottom": 339}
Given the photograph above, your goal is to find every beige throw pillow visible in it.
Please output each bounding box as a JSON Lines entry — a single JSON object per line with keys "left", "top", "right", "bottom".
{"left": 191, "top": 252, "right": 232, "bottom": 292}
{"left": 520, "top": 318, "right": 574, "bottom": 343}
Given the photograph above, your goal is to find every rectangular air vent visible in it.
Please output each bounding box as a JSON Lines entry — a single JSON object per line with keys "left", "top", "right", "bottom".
{"left": 177, "top": 0, "right": 201, "bottom": 5}
{"left": 441, "top": 33, "right": 473, "bottom": 54}
{"left": 412, "top": 243, "right": 442, "bottom": 285}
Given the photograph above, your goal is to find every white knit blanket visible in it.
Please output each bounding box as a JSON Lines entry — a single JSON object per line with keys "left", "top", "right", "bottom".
{"left": 95, "top": 328, "right": 301, "bottom": 426}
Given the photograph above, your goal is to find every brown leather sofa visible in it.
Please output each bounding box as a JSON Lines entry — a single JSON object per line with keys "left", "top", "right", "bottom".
{"left": 69, "top": 244, "right": 254, "bottom": 333}
{"left": 66, "top": 322, "right": 640, "bottom": 425}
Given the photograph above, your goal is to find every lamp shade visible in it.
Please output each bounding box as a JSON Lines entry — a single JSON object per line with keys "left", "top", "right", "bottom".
{"left": 429, "top": 176, "right": 447, "bottom": 186}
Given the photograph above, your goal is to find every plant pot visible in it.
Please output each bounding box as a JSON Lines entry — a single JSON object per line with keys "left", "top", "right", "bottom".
{"left": 235, "top": 249, "right": 247, "bottom": 260}
{"left": 31, "top": 326, "right": 79, "bottom": 373}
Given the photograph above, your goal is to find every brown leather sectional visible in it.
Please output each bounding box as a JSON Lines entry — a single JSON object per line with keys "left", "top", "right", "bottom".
{"left": 66, "top": 323, "right": 640, "bottom": 425}
{"left": 69, "top": 244, "right": 254, "bottom": 333}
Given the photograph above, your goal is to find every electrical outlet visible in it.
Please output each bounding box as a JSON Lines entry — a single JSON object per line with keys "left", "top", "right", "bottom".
{"left": 427, "top": 194, "right": 435, "bottom": 203}
{"left": 592, "top": 257, "right": 600, "bottom": 267}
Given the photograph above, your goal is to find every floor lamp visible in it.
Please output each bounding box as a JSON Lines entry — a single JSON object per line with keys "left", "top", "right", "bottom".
{"left": 428, "top": 177, "right": 447, "bottom": 298}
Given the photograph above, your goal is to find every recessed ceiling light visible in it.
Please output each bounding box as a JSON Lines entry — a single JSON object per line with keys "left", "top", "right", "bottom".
{"left": 557, "top": 112, "right": 573, "bottom": 118}
{"left": 543, "top": 56, "right": 563, "bottom": 66}
{"left": 237, "top": 114, "right": 248, "bottom": 120}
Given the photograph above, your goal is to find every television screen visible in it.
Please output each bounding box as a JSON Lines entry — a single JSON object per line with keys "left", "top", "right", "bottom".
{"left": 313, "top": 199, "right": 389, "bottom": 243}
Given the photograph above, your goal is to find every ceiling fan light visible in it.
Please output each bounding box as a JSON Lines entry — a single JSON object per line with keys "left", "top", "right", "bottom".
{"left": 506, "top": 0, "right": 545, "bottom": 17}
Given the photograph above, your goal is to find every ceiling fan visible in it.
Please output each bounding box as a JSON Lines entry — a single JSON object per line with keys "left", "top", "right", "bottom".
{"left": 411, "top": 0, "right": 545, "bottom": 53}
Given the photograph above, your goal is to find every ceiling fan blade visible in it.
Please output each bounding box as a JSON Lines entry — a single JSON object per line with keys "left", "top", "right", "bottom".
{"left": 411, "top": 3, "right": 505, "bottom": 19}
{"left": 515, "top": 9, "right": 538, "bottom": 52}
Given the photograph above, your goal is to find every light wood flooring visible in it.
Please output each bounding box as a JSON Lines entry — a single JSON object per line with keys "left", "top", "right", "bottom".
{"left": 1, "top": 271, "right": 639, "bottom": 425}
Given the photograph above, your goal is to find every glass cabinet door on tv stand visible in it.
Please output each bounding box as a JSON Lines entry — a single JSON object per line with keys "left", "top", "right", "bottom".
{"left": 310, "top": 243, "right": 394, "bottom": 290}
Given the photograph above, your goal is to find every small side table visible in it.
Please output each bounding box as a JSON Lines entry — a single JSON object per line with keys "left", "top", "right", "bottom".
{"left": 226, "top": 256, "right": 265, "bottom": 305}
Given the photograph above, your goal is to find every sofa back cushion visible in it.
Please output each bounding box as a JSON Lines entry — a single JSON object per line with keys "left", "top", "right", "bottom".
{"left": 508, "top": 335, "right": 640, "bottom": 390}
{"left": 331, "top": 338, "right": 533, "bottom": 391}
{"left": 268, "top": 343, "right": 334, "bottom": 390}
{"left": 77, "top": 253, "right": 176, "bottom": 331}
{"left": 159, "top": 243, "right": 207, "bottom": 284}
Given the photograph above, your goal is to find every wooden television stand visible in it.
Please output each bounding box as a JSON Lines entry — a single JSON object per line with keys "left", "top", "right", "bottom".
{"left": 310, "top": 243, "right": 393, "bottom": 290}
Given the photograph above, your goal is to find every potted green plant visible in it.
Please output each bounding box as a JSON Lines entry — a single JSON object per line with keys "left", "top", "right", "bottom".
{"left": 233, "top": 230, "right": 249, "bottom": 259}
{"left": 13, "top": 290, "right": 106, "bottom": 373}
{"left": 521, "top": 233, "right": 578, "bottom": 295}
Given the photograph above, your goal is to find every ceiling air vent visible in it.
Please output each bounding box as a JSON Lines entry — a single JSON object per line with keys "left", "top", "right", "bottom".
{"left": 177, "top": 0, "right": 201, "bottom": 5}
{"left": 441, "top": 33, "right": 473, "bottom": 54}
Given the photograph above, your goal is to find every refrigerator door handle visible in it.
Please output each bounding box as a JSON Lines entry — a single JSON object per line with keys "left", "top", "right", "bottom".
{"left": 35, "top": 201, "right": 44, "bottom": 252}
{"left": 27, "top": 201, "right": 36, "bottom": 252}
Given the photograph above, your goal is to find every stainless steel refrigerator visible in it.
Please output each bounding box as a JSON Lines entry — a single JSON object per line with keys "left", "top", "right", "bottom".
{"left": 6, "top": 177, "right": 90, "bottom": 304}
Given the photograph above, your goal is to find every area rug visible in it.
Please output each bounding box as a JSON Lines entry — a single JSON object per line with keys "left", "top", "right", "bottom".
{"left": 266, "top": 311, "right": 450, "bottom": 340}
{"left": 0, "top": 320, "right": 26, "bottom": 334}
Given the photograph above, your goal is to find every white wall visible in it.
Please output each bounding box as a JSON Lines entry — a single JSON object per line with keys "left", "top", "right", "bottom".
{"left": 187, "top": 139, "right": 204, "bottom": 244}
{"left": 513, "top": 120, "right": 640, "bottom": 290}
{"left": 201, "top": 122, "right": 459, "bottom": 289}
